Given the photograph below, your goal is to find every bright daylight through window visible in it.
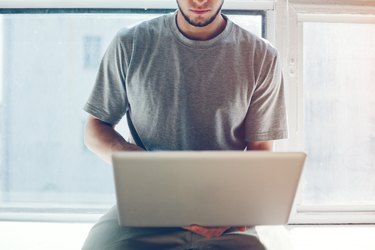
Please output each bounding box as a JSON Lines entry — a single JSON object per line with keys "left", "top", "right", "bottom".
{"left": 301, "top": 22, "right": 375, "bottom": 208}
{"left": 0, "top": 10, "right": 264, "bottom": 217}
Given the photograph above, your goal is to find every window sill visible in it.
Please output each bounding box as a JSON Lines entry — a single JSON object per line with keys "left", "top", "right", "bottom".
{"left": 1, "top": 221, "right": 375, "bottom": 250}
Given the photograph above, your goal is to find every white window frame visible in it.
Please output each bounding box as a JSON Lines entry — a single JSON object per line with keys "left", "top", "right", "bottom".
{"left": 275, "top": 0, "right": 375, "bottom": 223}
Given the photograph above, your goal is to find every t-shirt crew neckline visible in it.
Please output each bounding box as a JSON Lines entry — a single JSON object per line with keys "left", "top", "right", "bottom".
{"left": 168, "top": 12, "right": 233, "bottom": 48}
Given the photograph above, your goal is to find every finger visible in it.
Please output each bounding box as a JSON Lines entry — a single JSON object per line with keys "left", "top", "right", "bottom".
{"left": 233, "top": 226, "right": 247, "bottom": 231}
{"left": 182, "top": 225, "right": 230, "bottom": 238}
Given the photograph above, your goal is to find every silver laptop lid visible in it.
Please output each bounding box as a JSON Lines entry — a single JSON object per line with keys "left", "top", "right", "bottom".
{"left": 112, "top": 151, "right": 306, "bottom": 227}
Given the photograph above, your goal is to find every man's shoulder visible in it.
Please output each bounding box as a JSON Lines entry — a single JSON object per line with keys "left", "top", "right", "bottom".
{"left": 230, "top": 21, "right": 278, "bottom": 56}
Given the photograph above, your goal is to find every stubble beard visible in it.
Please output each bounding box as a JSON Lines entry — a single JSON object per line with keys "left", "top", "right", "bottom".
{"left": 176, "top": 1, "right": 224, "bottom": 27}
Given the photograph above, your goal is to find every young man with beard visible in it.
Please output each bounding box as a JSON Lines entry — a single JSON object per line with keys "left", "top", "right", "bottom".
{"left": 82, "top": 0, "right": 287, "bottom": 249}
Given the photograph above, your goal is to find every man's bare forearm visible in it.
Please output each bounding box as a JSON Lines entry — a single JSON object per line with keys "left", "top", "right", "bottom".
{"left": 84, "top": 116, "right": 144, "bottom": 164}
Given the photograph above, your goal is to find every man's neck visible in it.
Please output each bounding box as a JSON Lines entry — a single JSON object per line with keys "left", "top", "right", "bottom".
{"left": 176, "top": 11, "right": 227, "bottom": 41}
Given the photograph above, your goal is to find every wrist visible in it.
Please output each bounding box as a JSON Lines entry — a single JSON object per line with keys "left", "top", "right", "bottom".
{"left": 112, "top": 140, "right": 144, "bottom": 152}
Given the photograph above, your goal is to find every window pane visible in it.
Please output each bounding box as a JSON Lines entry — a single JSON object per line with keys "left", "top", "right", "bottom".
{"left": 302, "top": 22, "right": 375, "bottom": 207}
{"left": 226, "top": 14, "right": 262, "bottom": 37}
{"left": 0, "top": 12, "right": 263, "bottom": 212}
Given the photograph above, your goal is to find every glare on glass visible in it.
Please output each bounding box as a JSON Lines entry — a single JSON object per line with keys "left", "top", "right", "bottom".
{"left": 0, "top": 12, "right": 263, "bottom": 209}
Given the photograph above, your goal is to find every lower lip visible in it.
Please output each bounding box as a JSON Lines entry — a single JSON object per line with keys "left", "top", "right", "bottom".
{"left": 191, "top": 10, "right": 210, "bottom": 15}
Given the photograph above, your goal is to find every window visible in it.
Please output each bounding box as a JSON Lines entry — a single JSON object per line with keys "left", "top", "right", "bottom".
{"left": 302, "top": 22, "right": 375, "bottom": 207}
{"left": 83, "top": 36, "right": 102, "bottom": 69}
{"left": 3, "top": 0, "right": 374, "bottom": 225}
{"left": 281, "top": 2, "right": 375, "bottom": 223}
{"left": 0, "top": 4, "right": 269, "bottom": 221}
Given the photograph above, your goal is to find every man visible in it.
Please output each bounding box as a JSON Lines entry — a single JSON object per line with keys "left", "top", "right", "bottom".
{"left": 82, "top": 0, "right": 287, "bottom": 249}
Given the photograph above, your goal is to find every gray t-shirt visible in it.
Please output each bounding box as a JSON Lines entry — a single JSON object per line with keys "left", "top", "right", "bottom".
{"left": 84, "top": 13, "right": 288, "bottom": 151}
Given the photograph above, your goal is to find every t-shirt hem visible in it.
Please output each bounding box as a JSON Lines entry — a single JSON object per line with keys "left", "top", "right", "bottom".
{"left": 83, "top": 103, "right": 120, "bottom": 125}
{"left": 246, "top": 130, "right": 288, "bottom": 142}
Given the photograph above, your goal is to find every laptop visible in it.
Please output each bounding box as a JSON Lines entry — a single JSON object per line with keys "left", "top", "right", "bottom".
{"left": 111, "top": 151, "right": 306, "bottom": 227}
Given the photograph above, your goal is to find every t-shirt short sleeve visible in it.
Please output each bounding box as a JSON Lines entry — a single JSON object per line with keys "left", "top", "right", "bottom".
{"left": 83, "top": 33, "right": 129, "bottom": 125}
{"left": 244, "top": 50, "right": 288, "bottom": 142}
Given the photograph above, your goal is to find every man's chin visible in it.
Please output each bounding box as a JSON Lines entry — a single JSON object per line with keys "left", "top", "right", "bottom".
{"left": 185, "top": 15, "right": 217, "bottom": 27}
